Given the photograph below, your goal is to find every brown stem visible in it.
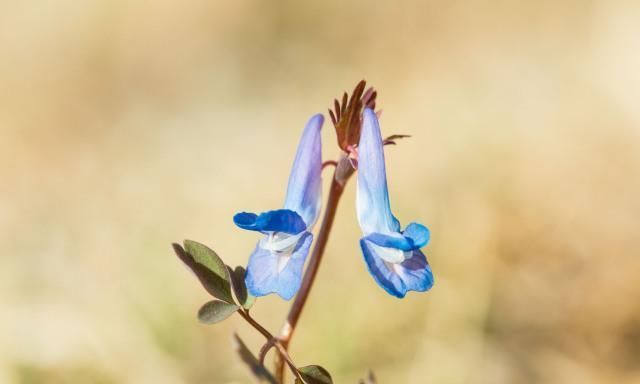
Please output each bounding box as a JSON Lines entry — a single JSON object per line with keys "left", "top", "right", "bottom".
{"left": 259, "top": 339, "right": 277, "bottom": 366}
{"left": 274, "top": 155, "right": 354, "bottom": 382}
{"left": 238, "top": 309, "right": 303, "bottom": 381}
{"left": 322, "top": 160, "right": 338, "bottom": 169}
{"left": 238, "top": 309, "right": 274, "bottom": 341}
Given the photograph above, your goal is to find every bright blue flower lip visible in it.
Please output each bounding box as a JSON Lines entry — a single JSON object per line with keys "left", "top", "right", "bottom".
{"left": 403, "top": 222, "right": 430, "bottom": 248}
{"left": 361, "top": 237, "right": 434, "bottom": 298}
{"left": 233, "top": 209, "right": 307, "bottom": 235}
{"left": 356, "top": 108, "right": 434, "bottom": 298}
{"left": 364, "top": 225, "right": 430, "bottom": 251}
{"left": 234, "top": 114, "right": 323, "bottom": 300}
{"left": 245, "top": 232, "right": 313, "bottom": 300}
{"left": 365, "top": 232, "right": 415, "bottom": 251}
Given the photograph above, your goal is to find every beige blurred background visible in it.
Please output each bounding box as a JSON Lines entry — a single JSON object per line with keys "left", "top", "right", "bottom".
{"left": 1, "top": 1, "right": 639, "bottom": 383}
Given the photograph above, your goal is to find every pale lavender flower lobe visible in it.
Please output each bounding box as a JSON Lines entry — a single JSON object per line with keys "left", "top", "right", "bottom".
{"left": 357, "top": 108, "right": 434, "bottom": 298}
{"left": 233, "top": 114, "right": 323, "bottom": 300}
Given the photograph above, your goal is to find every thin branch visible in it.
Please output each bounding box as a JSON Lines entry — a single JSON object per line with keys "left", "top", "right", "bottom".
{"left": 322, "top": 160, "right": 338, "bottom": 170}
{"left": 274, "top": 342, "right": 305, "bottom": 382}
{"left": 238, "top": 309, "right": 274, "bottom": 341}
{"left": 274, "top": 154, "right": 355, "bottom": 382}
{"left": 237, "top": 309, "right": 303, "bottom": 382}
{"left": 258, "top": 338, "right": 277, "bottom": 366}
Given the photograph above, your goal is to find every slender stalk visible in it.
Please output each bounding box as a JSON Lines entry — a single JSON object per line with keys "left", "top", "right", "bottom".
{"left": 238, "top": 309, "right": 304, "bottom": 381}
{"left": 274, "top": 155, "right": 354, "bottom": 382}
{"left": 238, "top": 309, "right": 274, "bottom": 341}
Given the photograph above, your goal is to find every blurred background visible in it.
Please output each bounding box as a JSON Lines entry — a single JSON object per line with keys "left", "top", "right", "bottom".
{"left": 1, "top": 0, "right": 639, "bottom": 383}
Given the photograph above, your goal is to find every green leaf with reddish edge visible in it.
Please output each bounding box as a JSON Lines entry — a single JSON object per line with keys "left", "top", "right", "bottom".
{"left": 228, "top": 265, "right": 255, "bottom": 310}
{"left": 197, "top": 300, "right": 239, "bottom": 324}
{"left": 297, "top": 365, "right": 333, "bottom": 384}
{"left": 172, "top": 241, "right": 233, "bottom": 303}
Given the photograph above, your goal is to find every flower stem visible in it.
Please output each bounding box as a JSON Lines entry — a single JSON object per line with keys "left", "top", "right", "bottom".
{"left": 238, "top": 309, "right": 274, "bottom": 341}
{"left": 238, "top": 309, "right": 304, "bottom": 382}
{"left": 274, "top": 154, "right": 354, "bottom": 382}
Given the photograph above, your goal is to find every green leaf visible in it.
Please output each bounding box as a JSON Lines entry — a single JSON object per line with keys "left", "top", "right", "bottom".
{"left": 197, "top": 300, "right": 239, "bottom": 324}
{"left": 228, "top": 265, "right": 255, "bottom": 310}
{"left": 298, "top": 365, "right": 333, "bottom": 384}
{"left": 172, "top": 241, "right": 234, "bottom": 303}
{"left": 232, "top": 333, "right": 277, "bottom": 384}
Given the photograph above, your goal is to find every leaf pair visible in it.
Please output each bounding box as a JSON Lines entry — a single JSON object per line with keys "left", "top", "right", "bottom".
{"left": 172, "top": 240, "right": 255, "bottom": 324}
{"left": 173, "top": 240, "right": 334, "bottom": 383}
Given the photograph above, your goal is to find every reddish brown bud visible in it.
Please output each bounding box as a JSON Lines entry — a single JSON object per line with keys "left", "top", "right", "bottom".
{"left": 328, "top": 80, "right": 377, "bottom": 152}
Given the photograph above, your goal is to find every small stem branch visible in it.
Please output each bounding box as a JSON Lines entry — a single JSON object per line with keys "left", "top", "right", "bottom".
{"left": 238, "top": 309, "right": 274, "bottom": 341}
{"left": 259, "top": 338, "right": 277, "bottom": 366}
{"left": 322, "top": 160, "right": 338, "bottom": 170}
{"left": 273, "top": 343, "right": 305, "bottom": 382}
{"left": 238, "top": 309, "right": 303, "bottom": 381}
{"left": 274, "top": 155, "right": 354, "bottom": 382}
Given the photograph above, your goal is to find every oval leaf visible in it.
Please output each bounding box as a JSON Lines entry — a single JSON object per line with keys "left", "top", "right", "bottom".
{"left": 298, "top": 365, "right": 333, "bottom": 384}
{"left": 197, "top": 300, "right": 239, "bottom": 324}
{"left": 173, "top": 241, "right": 234, "bottom": 303}
{"left": 229, "top": 265, "right": 256, "bottom": 310}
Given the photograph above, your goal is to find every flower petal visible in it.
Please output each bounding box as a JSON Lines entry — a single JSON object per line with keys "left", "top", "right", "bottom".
{"left": 283, "top": 114, "right": 323, "bottom": 227}
{"left": 364, "top": 232, "right": 414, "bottom": 251}
{"left": 233, "top": 209, "right": 306, "bottom": 235}
{"left": 403, "top": 222, "right": 431, "bottom": 248}
{"left": 357, "top": 108, "right": 397, "bottom": 235}
{"left": 245, "top": 232, "right": 313, "bottom": 300}
{"left": 396, "top": 249, "right": 434, "bottom": 293}
{"left": 361, "top": 237, "right": 434, "bottom": 298}
{"left": 391, "top": 215, "right": 401, "bottom": 232}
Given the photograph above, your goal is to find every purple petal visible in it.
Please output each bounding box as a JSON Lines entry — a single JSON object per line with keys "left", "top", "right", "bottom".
{"left": 361, "top": 237, "right": 434, "bottom": 298}
{"left": 364, "top": 232, "right": 414, "bottom": 251}
{"left": 283, "top": 114, "right": 323, "bottom": 227}
{"left": 245, "top": 232, "right": 313, "bottom": 300}
{"left": 357, "top": 108, "right": 397, "bottom": 236}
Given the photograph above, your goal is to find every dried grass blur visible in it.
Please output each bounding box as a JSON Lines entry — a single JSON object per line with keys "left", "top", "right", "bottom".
{"left": 1, "top": 1, "right": 639, "bottom": 383}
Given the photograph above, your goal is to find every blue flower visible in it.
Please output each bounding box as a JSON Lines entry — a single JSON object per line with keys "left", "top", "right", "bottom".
{"left": 356, "top": 108, "right": 434, "bottom": 298}
{"left": 233, "top": 114, "right": 323, "bottom": 300}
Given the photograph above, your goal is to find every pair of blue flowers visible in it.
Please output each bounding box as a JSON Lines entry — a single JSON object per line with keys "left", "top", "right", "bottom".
{"left": 233, "top": 109, "right": 434, "bottom": 299}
